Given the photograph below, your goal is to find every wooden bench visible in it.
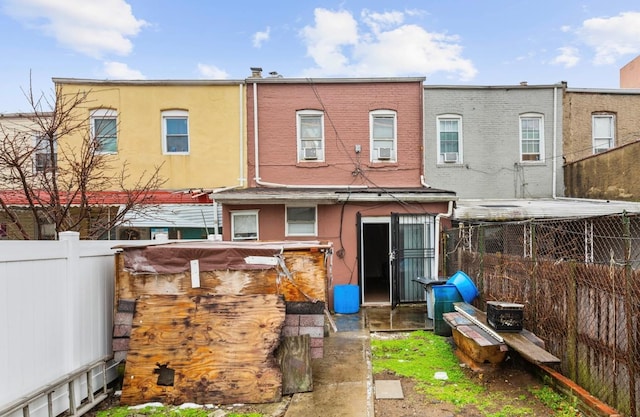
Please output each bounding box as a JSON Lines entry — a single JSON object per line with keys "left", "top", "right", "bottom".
{"left": 448, "top": 302, "right": 560, "bottom": 366}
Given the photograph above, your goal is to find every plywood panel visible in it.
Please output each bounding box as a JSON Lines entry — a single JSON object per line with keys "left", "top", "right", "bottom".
{"left": 115, "top": 250, "right": 327, "bottom": 303}
{"left": 120, "top": 294, "right": 285, "bottom": 405}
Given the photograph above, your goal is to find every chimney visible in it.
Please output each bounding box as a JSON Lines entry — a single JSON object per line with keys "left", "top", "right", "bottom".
{"left": 250, "top": 67, "right": 263, "bottom": 78}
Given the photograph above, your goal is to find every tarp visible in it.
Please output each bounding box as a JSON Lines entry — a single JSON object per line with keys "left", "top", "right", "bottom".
{"left": 117, "top": 240, "right": 330, "bottom": 274}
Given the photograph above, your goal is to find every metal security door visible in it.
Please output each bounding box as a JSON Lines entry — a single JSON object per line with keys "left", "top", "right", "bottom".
{"left": 391, "top": 213, "right": 436, "bottom": 308}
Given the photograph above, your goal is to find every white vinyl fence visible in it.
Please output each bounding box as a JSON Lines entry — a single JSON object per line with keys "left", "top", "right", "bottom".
{"left": 0, "top": 232, "right": 144, "bottom": 417}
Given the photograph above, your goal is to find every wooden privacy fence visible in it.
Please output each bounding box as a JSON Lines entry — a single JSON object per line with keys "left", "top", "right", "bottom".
{"left": 444, "top": 214, "right": 640, "bottom": 417}
{"left": 0, "top": 232, "right": 125, "bottom": 417}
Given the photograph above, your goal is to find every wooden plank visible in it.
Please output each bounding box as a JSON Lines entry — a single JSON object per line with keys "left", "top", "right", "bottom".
{"left": 453, "top": 302, "right": 561, "bottom": 365}
{"left": 115, "top": 251, "right": 327, "bottom": 302}
{"left": 276, "top": 335, "right": 313, "bottom": 395}
{"left": 451, "top": 327, "right": 507, "bottom": 365}
{"left": 120, "top": 294, "right": 285, "bottom": 406}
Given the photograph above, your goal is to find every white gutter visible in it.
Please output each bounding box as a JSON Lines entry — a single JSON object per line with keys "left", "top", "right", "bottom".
{"left": 434, "top": 200, "right": 454, "bottom": 279}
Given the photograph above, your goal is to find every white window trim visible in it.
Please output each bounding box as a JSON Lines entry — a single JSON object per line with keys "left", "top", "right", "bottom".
{"left": 296, "top": 110, "right": 325, "bottom": 162}
{"left": 33, "top": 134, "right": 57, "bottom": 173}
{"left": 90, "top": 108, "right": 118, "bottom": 154}
{"left": 519, "top": 113, "right": 545, "bottom": 163}
{"left": 370, "top": 109, "right": 397, "bottom": 162}
{"left": 162, "top": 109, "right": 190, "bottom": 155}
{"left": 231, "top": 210, "right": 259, "bottom": 241}
{"left": 592, "top": 114, "right": 615, "bottom": 154}
{"left": 285, "top": 205, "right": 318, "bottom": 237}
{"left": 436, "top": 114, "right": 463, "bottom": 165}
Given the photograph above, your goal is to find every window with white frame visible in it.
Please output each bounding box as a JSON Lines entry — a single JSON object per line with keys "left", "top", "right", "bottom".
{"left": 370, "top": 110, "right": 397, "bottom": 162}
{"left": 437, "top": 115, "right": 462, "bottom": 163}
{"left": 519, "top": 114, "right": 544, "bottom": 162}
{"left": 297, "top": 110, "right": 324, "bottom": 162}
{"left": 231, "top": 210, "right": 258, "bottom": 241}
{"left": 286, "top": 206, "right": 317, "bottom": 236}
{"left": 592, "top": 114, "right": 615, "bottom": 153}
{"left": 91, "top": 109, "right": 118, "bottom": 154}
{"left": 33, "top": 134, "right": 56, "bottom": 173}
{"left": 162, "top": 110, "right": 189, "bottom": 154}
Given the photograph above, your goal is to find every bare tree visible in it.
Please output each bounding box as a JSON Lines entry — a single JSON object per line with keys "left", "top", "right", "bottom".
{"left": 0, "top": 77, "right": 165, "bottom": 239}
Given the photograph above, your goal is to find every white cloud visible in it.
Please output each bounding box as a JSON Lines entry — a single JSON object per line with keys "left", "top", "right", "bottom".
{"left": 560, "top": 25, "right": 571, "bottom": 33}
{"left": 3, "top": 0, "right": 147, "bottom": 58}
{"left": 578, "top": 11, "right": 640, "bottom": 65}
{"left": 253, "top": 27, "right": 270, "bottom": 48}
{"left": 361, "top": 9, "right": 404, "bottom": 34}
{"left": 551, "top": 46, "right": 580, "bottom": 68}
{"left": 300, "top": 8, "right": 476, "bottom": 81}
{"left": 103, "top": 61, "right": 145, "bottom": 79}
{"left": 197, "top": 64, "right": 229, "bottom": 79}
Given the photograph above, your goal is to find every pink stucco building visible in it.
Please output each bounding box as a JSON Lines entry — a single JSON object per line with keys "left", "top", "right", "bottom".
{"left": 214, "top": 70, "right": 456, "bottom": 310}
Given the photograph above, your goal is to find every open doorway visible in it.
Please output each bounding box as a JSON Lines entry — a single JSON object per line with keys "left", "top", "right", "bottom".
{"left": 361, "top": 219, "right": 390, "bottom": 304}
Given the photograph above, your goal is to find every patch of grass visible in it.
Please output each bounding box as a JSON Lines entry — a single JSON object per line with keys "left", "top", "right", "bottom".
{"left": 530, "top": 385, "right": 580, "bottom": 417}
{"left": 97, "top": 406, "right": 262, "bottom": 417}
{"left": 372, "top": 330, "right": 581, "bottom": 416}
{"left": 371, "top": 330, "right": 483, "bottom": 407}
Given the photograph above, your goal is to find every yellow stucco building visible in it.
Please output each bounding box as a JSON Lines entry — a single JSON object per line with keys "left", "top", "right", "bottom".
{"left": 52, "top": 78, "right": 247, "bottom": 239}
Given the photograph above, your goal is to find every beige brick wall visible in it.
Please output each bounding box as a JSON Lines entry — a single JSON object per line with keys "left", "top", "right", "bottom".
{"left": 563, "top": 90, "right": 640, "bottom": 164}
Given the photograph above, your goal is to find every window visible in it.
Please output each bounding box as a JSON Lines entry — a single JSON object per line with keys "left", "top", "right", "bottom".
{"left": 162, "top": 110, "right": 189, "bottom": 154}
{"left": 91, "top": 109, "right": 118, "bottom": 153}
{"left": 519, "top": 114, "right": 544, "bottom": 162}
{"left": 286, "top": 206, "right": 317, "bottom": 236}
{"left": 370, "top": 110, "right": 397, "bottom": 162}
{"left": 437, "top": 115, "right": 462, "bottom": 163}
{"left": 33, "top": 135, "right": 56, "bottom": 173}
{"left": 231, "top": 210, "right": 258, "bottom": 241}
{"left": 593, "top": 114, "right": 615, "bottom": 153}
{"left": 297, "top": 110, "right": 324, "bottom": 161}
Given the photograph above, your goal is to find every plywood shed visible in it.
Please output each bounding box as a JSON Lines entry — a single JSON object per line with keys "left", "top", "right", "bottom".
{"left": 112, "top": 240, "right": 332, "bottom": 406}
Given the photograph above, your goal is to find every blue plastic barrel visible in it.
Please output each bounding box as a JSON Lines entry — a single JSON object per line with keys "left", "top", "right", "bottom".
{"left": 446, "top": 270, "right": 479, "bottom": 303}
{"left": 334, "top": 284, "right": 360, "bottom": 314}
{"left": 433, "top": 284, "right": 463, "bottom": 336}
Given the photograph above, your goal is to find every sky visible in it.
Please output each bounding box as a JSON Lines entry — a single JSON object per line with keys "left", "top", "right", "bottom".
{"left": 2, "top": 0, "right": 640, "bottom": 113}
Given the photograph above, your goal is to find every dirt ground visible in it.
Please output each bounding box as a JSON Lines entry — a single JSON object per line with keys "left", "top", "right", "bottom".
{"left": 87, "top": 360, "right": 566, "bottom": 417}
{"left": 373, "top": 363, "right": 562, "bottom": 417}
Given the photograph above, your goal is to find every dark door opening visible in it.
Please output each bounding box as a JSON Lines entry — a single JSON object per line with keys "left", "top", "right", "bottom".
{"left": 362, "top": 222, "right": 390, "bottom": 304}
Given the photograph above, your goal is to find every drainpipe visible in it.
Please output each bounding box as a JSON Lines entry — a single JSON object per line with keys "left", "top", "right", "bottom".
{"left": 239, "top": 83, "right": 245, "bottom": 187}
{"left": 420, "top": 175, "right": 431, "bottom": 188}
{"left": 552, "top": 85, "right": 558, "bottom": 199}
{"left": 434, "top": 200, "right": 454, "bottom": 278}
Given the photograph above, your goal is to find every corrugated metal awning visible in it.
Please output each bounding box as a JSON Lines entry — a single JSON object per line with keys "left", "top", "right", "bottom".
{"left": 121, "top": 204, "right": 222, "bottom": 229}
{"left": 453, "top": 198, "right": 640, "bottom": 221}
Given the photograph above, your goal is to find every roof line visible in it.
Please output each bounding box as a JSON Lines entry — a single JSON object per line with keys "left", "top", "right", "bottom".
{"left": 52, "top": 78, "right": 245, "bottom": 86}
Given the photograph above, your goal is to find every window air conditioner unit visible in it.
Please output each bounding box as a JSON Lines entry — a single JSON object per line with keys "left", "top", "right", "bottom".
{"left": 443, "top": 152, "right": 458, "bottom": 163}
{"left": 303, "top": 147, "right": 318, "bottom": 160}
{"left": 377, "top": 147, "right": 392, "bottom": 160}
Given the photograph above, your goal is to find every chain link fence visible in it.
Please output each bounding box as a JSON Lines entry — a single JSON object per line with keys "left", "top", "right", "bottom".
{"left": 444, "top": 213, "right": 640, "bottom": 417}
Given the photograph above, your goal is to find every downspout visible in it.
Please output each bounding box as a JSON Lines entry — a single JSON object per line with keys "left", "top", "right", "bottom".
{"left": 434, "top": 200, "right": 454, "bottom": 278}
{"left": 239, "top": 83, "right": 245, "bottom": 187}
{"left": 552, "top": 85, "right": 558, "bottom": 199}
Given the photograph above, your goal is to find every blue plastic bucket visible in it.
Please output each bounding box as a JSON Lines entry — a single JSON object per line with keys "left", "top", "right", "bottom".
{"left": 334, "top": 284, "right": 360, "bottom": 314}
{"left": 446, "top": 271, "right": 479, "bottom": 303}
